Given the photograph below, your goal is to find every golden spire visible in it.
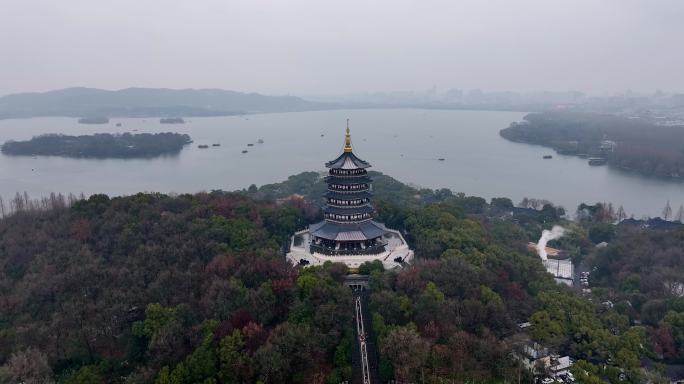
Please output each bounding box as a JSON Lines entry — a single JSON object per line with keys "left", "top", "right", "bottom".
{"left": 344, "top": 118, "right": 353, "bottom": 152}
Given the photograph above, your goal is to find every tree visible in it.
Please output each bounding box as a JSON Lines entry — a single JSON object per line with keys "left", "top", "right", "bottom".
{"left": 0, "top": 348, "right": 54, "bottom": 384}
{"left": 663, "top": 200, "right": 672, "bottom": 220}
{"left": 588, "top": 223, "right": 615, "bottom": 243}
{"left": 676, "top": 204, "right": 684, "bottom": 222}
{"left": 358, "top": 260, "right": 384, "bottom": 275}
{"left": 380, "top": 327, "right": 430, "bottom": 382}
{"left": 65, "top": 366, "right": 102, "bottom": 384}
{"left": 616, "top": 205, "right": 627, "bottom": 222}
{"left": 219, "top": 330, "right": 252, "bottom": 384}
{"left": 519, "top": 197, "right": 530, "bottom": 208}
{"left": 490, "top": 197, "right": 514, "bottom": 210}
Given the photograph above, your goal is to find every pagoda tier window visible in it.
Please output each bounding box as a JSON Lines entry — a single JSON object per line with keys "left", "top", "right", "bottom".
{"left": 330, "top": 184, "right": 368, "bottom": 191}
{"left": 325, "top": 213, "right": 371, "bottom": 221}
{"left": 328, "top": 198, "right": 367, "bottom": 205}
{"left": 330, "top": 169, "right": 366, "bottom": 176}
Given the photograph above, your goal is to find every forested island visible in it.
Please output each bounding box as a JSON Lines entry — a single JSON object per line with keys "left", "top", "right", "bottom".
{"left": 1, "top": 172, "right": 683, "bottom": 383}
{"left": 77, "top": 117, "right": 109, "bottom": 124}
{"left": 1, "top": 132, "right": 192, "bottom": 158}
{"left": 160, "top": 117, "right": 185, "bottom": 124}
{"left": 500, "top": 111, "right": 684, "bottom": 179}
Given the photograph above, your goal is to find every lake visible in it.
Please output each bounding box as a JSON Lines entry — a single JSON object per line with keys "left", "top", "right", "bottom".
{"left": 1, "top": 109, "right": 682, "bottom": 219}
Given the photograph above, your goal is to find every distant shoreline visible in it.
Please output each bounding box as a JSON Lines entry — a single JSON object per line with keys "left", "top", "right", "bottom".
{"left": 500, "top": 111, "right": 684, "bottom": 182}
{"left": 0, "top": 105, "right": 538, "bottom": 122}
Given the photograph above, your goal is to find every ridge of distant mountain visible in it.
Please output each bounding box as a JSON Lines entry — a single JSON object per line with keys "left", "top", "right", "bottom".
{"left": 0, "top": 87, "right": 328, "bottom": 119}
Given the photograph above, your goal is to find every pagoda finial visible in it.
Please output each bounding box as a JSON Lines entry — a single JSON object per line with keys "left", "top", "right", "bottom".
{"left": 344, "top": 119, "right": 353, "bottom": 152}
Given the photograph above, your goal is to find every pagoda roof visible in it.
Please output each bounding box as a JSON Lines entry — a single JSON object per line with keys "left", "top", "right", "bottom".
{"left": 324, "top": 190, "right": 373, "bottom": 199}
{"left": 323, "top": 205, "right": 375, "bottom": 215}
{"left": 325, "top": 151, "right": 371, "bottom": 169}
{"left": 309, "top": 220, "right": 388, "bottom": 241}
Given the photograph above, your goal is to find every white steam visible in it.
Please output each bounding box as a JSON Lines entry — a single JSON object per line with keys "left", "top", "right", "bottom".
{"left": 536, "top": 225, "right": 567, "bottom": 261}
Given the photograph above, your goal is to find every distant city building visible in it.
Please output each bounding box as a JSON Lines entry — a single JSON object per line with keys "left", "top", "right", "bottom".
{"left": 286, "top": 122, "right": 413, "bottom": 269}
{"left": 600, "top": 139, "right": 617, "bottom": 152}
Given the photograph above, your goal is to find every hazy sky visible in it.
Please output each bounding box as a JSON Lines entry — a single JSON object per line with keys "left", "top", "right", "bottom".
{"left": 1, "top": 0, "right": 683, "bottom": 96}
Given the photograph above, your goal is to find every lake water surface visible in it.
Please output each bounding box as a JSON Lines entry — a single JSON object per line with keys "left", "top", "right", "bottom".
{"left": 0, "top": 109, "right": 682, "bottom": 218}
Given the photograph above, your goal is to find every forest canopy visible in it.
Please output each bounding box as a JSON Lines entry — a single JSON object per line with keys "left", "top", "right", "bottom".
{"left": 0, "top": 174, "right": 682, "bottom": 383}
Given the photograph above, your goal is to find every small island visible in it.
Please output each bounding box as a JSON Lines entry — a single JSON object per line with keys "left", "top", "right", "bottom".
{"left": 160, "top": 117, "right": 185, "bottom": 124}
{"left": 1, "top": 132, "right": 192, "bottom": 158}
{"left": 78, "top": 116, "right": 109, "bottom": 124}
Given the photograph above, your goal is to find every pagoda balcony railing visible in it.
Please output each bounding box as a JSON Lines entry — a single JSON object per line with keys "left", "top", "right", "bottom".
{"left": 324, "top": 218, "right": 374, "bottom": 224}
{"left": 310, "top": 242, "right": 388, "bottom": 256}
{"left": 326, "top": 202, "right": 370, "bottom": 208}
{"left": 327, "top": 172, "right": 368, "bottom": 178}
{"left": 326, "top": 187, "right": 370, "bottom": 193}
{"left": 327, "top": 186, "right": 370, "bottom": 193}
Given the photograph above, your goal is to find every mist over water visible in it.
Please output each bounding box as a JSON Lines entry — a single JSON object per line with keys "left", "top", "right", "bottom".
{"left": 0, "top": 109, "right": 682, "bottom": 219}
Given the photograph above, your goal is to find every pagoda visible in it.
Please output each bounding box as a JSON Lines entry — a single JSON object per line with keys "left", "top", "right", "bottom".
{"left": 286, "top": 121, "right": 413, "bottom": 269}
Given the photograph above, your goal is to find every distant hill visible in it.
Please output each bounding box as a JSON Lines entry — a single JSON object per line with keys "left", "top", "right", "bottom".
{"left": 0, "top": 87, "right": 327, "bottom": 119}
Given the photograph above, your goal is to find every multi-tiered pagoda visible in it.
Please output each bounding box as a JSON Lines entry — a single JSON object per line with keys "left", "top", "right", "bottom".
{"left": 287, "top": 122, "right": 413, "bottom": 269}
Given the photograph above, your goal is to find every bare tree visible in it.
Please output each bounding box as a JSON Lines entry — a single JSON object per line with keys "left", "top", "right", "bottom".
{"left": 607, "top": 203, "right": 616, "bottom": 221}
{"left": 617, "top": 205, "right": 627, "bottom": 222}
{"left": 0, "top": 348, "right": 54, "bottom": 383}
{"left": 0, "top": 196, "right": 4, "bottom": 218}
{"left": 663, "top": 200, "right": 673, "bottom": 220}
{"left": 676, "top": 204, "right": 684, "bottom": 223}
{"left": 529, "top": 198, "right": 541, "bottom": 210}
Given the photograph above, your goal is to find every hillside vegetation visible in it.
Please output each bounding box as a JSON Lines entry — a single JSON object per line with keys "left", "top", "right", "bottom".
{"left": 0, "top": 175, "right": 681, "bottom": 383}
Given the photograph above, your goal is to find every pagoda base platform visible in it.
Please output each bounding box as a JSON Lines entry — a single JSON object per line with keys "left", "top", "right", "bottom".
{"left": 286, "top": 227, "right": 414, "bottom": 270}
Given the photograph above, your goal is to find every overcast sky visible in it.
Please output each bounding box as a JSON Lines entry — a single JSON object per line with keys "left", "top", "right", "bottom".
{"left": 1, "top": 0, "right": 683, "bottom": 96}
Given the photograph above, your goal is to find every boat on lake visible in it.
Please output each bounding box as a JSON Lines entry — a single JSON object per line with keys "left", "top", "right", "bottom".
{"left": 198, "top": 145, "right": 209, "bottom": 149}
{"left": 212, "top": 143, "right": 221, "bottom": 147}
{"left": 247, "top": 143, "right": 254, "bottom": 147}
{"left": 242, "top": 150, "right": 248, "bottom": 154}
{"left": 257, "top": 139, "right": 264, "bottom": 144}
{"left": 543, "top": 155, "right": 553, "bottom": 159}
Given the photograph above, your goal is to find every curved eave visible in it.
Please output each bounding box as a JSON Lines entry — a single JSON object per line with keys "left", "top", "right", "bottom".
{"left": 309, "top": 220, "right": 387, "bottom": 241}
{"left": 325, "top": 151, "right": 371, "bottom": 169}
